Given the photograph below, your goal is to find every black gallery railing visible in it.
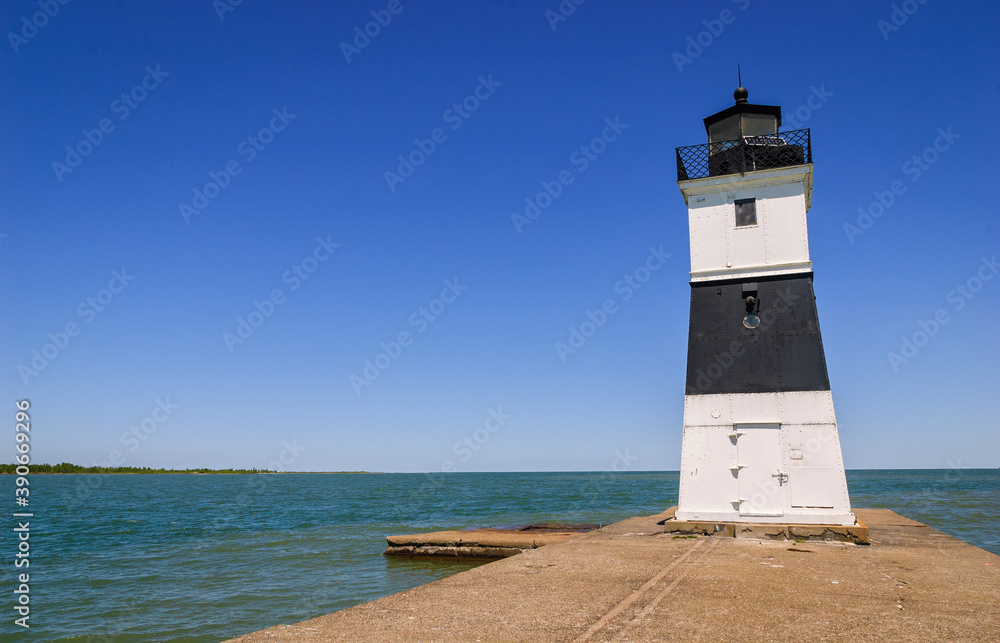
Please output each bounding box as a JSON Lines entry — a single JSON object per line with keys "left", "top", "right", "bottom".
{"left": 676, "top": 128, "right": 812, "bottom": 181}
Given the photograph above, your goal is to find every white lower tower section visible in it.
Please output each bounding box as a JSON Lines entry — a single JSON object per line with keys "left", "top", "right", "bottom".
{"left": 676, "top": 391, "right": 854, "bottom": 526}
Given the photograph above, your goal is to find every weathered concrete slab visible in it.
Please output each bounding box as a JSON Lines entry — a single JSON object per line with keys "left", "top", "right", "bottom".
{"left": 657, "top": 507, "right": 738, "bottom": 538}
{"left": 658, "top": 506, "right": 870, "bottom": 544}
{"left": 384, "top": 524, "right": 601, "bottom": 558}
{"left": 227, "top": 508, "right": 1000, "bottom": 642}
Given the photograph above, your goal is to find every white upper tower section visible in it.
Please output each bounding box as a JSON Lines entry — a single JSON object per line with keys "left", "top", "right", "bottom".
{"left": 675, "top": 85, "right": 816, "bottom": 283}
{"left": 680, "top": 164, "right": 813, "bottom": 282}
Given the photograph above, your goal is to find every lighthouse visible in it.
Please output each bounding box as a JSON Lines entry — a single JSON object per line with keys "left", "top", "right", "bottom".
{"left": 673, "top": 83, "right": 856, "bottom": 526}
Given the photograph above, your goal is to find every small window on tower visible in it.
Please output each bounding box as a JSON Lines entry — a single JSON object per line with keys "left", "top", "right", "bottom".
{"left": 735, "top": 198, "right": 757, "bottom": 227}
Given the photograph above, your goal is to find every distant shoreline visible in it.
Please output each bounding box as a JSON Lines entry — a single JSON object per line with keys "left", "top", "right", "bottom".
{"left": 0, "top": 470, "right": 381, "bottom": 476}
{"left": 0, "top": 464, "right": 373, "bottom": 475}
{"left": 0, "top": 471, "right": 375, "bottom": 475}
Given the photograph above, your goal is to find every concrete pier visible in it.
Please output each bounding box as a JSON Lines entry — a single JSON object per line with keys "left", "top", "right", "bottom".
{"left": 227, "top": 508, "right": 1000, "bottom": 642}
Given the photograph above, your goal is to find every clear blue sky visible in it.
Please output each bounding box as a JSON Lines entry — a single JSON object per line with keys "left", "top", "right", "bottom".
{"left": 2, "top": 1, "right": 997, "bottom": 472}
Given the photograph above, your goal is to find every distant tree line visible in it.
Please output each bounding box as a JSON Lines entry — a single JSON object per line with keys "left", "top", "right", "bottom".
{"left": 0, "top": 463, "right": 272, "bottom": 474}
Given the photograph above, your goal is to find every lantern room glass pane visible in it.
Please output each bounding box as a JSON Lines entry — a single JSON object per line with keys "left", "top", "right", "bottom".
{"left": 708, "top": 115, "right": 741, "bottom": 143}
{"left": 741, "top": 114, "right": 778, "bottom": 138}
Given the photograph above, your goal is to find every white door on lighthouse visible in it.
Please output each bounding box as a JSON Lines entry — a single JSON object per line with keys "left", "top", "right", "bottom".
{"left": 736, "top": 423, "right": 784, "bottom": 517}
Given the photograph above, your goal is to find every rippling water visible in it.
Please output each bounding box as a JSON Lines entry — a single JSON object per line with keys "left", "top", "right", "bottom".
{"left": 3, "top": 469, "right": 996, "bottom": 641}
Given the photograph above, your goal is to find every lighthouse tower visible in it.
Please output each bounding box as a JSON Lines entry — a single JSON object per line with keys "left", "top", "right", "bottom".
{"left": 673, "top": 84, "right": 855, "bottom": 526}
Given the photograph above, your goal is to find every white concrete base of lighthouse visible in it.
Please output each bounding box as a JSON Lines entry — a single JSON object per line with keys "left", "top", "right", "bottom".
{"left": 675, "top": 390, "right": 856, "bottom": 527}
